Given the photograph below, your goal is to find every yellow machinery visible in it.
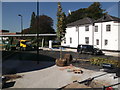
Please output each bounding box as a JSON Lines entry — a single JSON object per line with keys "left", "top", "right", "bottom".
{"left": 20, "top": 40, "right": 28, "bottom": 48}
{"left": 17, "top": 39, "right": 33, "bottom": 51}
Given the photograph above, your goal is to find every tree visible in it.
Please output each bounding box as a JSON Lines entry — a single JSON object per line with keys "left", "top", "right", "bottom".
{"left": 66, "top": 2, "right": 105, "bottom": 24}
{"left": 57, "top": 2, "right": 66, "bottom": 42}
{"left": 22, "top": 28, "right": 30, "bottom": 34}
{"left": 23, "top": 13, "right": 55, "bottom": 34}
{"left": 22, "top": 13, "right": 55, "bottom": 46}
{"left": 67, "top": 8, "right": 87, "bottom": 24}
{"left": 57, "top": 2, "right": 67, "bottom": 59}
{"left": 30, "top": 12, "right": 36, "bottom": 28}
{"left": 87, "top": 2, "right": 105, "bottom": 20}
{"left": 29, "top": 12, "right": 37, "bottom": 34}
{"left": 39, "top": 15, "right": 55, "bottom": 34}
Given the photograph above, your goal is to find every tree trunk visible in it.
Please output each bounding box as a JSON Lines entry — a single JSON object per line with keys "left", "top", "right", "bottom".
{"left": 60, "top": 45, "right": 62, "bottom": 59}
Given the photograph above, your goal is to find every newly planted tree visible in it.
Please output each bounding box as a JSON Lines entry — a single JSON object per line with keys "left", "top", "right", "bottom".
{"left": 57, "top": 2, "right": 66, "bottom": 59}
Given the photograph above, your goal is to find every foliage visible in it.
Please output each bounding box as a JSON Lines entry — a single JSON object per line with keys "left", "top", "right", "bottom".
{"left": 56, "top": 2, "right": 66, "bottom": 42}
{"left": 39, "top": 15, "right": 55, "bottom": 34}
{"left": 90, "top": 57, "right": 120, "bottom": 68}
{"left": 30, "top": 12, "right": 36, "bottom": 28}
{"left": 66, "top": 2, "right": 105, "bottom": 24}
{"left": 22, "top": 12, "right": 55, "bottom": 35}
{"left": 56, "top": 2, "right": 67, "bottom": 59}
{"left": 22, "top": 28, "right": 30, "bottom": 34}
{"left": 87, "top": 2, "right": 105, "bottom": 20}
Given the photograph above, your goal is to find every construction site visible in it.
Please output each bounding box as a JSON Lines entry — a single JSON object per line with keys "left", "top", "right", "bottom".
{"left": 1, "top": 48, "right": 120, "bottom": 89}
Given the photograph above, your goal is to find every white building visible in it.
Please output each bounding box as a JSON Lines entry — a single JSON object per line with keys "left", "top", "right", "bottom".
{"left": 61, "top": 14, "right": 120, "bottom": 51}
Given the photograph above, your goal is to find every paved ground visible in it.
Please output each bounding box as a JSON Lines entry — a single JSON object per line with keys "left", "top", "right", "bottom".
{"left": 10, "top": 64, "right": 119, "bottom": 88}
{"left": 2, "top": 50, "right": 120, "bottom": 89}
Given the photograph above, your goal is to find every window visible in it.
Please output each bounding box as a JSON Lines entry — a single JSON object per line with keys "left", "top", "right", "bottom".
{"left": 105, "top": 40, "right": 108, "bottom": 45}
{"left": 70, "top": 37, "right": 72, "bottom": 44}
{"left": 95, "top": 26, "right": 98, "bottom": 32}
{"left": 64, "top": 38, "right": 66, "bottom": 44}
{"left": 85, "top": 26, "right": 89, "bottom": 31}
{"left": 96, "top": 39, "right": 99, "bottom": 45}
{"left": 106, "top": 25, "right": 111, "bottom": 31}
{"left": 85, "top": 37, "right": 89, "bottom": 44}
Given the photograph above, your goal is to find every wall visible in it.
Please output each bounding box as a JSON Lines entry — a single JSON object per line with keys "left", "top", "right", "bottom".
{"left": 61, "top": 26, "right": 78, "bottom": 48}
{"left": 118, "top": 23, "right": 120, "bottom": 51}
{"left": 79, "top": 25, "right": 93, "bottom": 45}
{"left": 62, "top": 21, "right": 120, "bottom": 51}
{"left": 94, "top": 21, "right": 119, "bottom": 51}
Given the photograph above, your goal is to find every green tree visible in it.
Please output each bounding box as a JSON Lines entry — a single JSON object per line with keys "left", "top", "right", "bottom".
{"left": 22, "top": 13, "right": 55, "bottom": 46}
{"left": 87, "top": 2, "right": 105, "bottom": 20}
{"left": 66, "top": 2, "right": 105, "bottom": 24}
{"left": 29, "top": 12, "right": 37, "bottom": 34}
{"left": 57, "top": 2, "right": 66, "bottom": 42}
{"left": 39, "top": 15, "right": 55, "bottom": 34}
{"left": 57, "top": 2, "right": 67, "bottom": 59}
{"left": 30, "top": 12, "right": 36, "bottom": 28}
{"left": 67, "top": 8, "right": 87, "bottom": 24}
{"left": 22, "top": 28, "right": 30, "bottom": 34}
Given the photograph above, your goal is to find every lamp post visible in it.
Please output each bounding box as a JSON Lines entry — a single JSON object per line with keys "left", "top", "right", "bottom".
{"left": 18, "top": 14, "right": 23, "bottom": 36}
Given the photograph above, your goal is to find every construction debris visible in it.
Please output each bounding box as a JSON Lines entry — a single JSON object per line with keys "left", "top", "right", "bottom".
{"left": 59, "top": 64, "right": 83, "bottom": 74}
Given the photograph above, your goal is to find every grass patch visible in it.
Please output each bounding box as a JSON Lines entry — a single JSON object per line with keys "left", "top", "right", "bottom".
{"left": 90, "top": 57, "right": 120, "bottom": 68}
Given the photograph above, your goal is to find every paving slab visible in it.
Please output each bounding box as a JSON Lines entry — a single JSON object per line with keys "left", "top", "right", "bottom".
{"left": 11, "top": 65, "right": 119, "bottom": 88}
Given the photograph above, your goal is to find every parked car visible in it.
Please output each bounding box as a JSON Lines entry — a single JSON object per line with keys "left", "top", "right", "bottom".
{"left": 77, "top": 44, "right": 104, "bottom": 55}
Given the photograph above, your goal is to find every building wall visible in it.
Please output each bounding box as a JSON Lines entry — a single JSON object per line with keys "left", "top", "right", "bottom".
{"left": 62, "top": 21, "right": 120, "bottom": 51}
{"left": 117, "top": 23, "right": 120, "bottom": 50}
{"left": 94, "top": 21, "right": 119, "bottom": 51}
{"left": 61, "top": 26, "right": 78, "bottom": 48}
{"left": 79, "top": 25, "right": 93, "bottom": 46}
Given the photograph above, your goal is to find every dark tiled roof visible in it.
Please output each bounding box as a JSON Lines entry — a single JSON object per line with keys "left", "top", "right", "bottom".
{"left": 67, "top": 17, "right": 95, "bottom": 27}
{"left": 94, "top": 14, "right": 120, "bottom": 23}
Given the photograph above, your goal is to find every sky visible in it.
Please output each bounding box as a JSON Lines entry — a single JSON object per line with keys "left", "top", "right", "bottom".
{"left": 2, "top": 2, "right": 119, "bottom": 32}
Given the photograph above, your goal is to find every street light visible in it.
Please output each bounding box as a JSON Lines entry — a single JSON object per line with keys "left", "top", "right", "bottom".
{"left": 18, "top": 14, "right": 23, "bottom": 36}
